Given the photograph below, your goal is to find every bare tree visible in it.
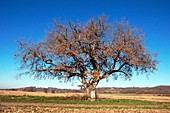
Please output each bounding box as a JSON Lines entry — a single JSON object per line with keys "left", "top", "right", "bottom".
{"left": 15, "top": 16, "right": 158, "bottom": 100}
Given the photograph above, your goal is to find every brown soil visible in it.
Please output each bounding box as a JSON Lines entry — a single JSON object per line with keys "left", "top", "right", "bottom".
{"left": 0, "top": 103, "right": 169, "bottom": 113}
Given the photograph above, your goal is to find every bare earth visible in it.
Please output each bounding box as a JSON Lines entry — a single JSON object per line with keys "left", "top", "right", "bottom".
{"left": 0, "top": 90, "right": 170, "bottom": 113}
{"left": 1, "top": 102, "right": 170, "bottom": 113}
{"left": 1, "top": 102, "right": 169, "bottom": 113}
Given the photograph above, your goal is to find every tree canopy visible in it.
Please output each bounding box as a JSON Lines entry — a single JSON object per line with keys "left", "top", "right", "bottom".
{"left": 15, "top": 16, "right": 158, "bottom": 100}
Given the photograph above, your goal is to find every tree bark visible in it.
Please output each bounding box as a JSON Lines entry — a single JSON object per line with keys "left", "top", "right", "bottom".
{"left": 86, "top": 84, "right": 97, "bottom": 101}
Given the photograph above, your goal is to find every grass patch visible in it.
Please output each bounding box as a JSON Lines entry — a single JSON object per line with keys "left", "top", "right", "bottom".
{"left": 0, "top": 95, "right": 154, "bottom": 105}
{"left": 95, "top": 99, "right": 154, "bottom": 105}
{"left": 0, "top": 95, "right": 170, "bottom": 110}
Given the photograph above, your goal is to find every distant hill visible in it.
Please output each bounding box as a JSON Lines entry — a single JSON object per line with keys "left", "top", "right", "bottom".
{"left": 2, "top": 85, "right": 170, "bottom": 94}
{"left": 96, "top": 86, "right": 170, "bottom": 94}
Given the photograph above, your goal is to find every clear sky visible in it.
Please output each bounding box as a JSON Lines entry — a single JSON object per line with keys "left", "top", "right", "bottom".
{"left": 0, "top": 0, "right": 170, "bottom": 89}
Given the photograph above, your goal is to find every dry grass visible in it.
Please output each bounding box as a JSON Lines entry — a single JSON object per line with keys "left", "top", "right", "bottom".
{"left": 1, "top": 90, "right": 170, "bottom": 102}
{"left": 0, "top": 90, "right": 81, "bottom": 97}
{"left": 99, "top": 93, "right": 170, "bottom": 102}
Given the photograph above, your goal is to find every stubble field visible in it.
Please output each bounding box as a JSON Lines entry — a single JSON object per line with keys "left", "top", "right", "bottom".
{"left": 0, "top": 90, "right": 170, "bottom": 113}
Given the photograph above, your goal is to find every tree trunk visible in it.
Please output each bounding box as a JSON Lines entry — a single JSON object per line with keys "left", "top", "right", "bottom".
{"left": 86, "top": 85, "right": 96, "bottom": 101}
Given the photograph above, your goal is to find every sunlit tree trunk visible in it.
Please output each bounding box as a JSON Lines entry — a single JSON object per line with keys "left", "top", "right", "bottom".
{"left": 90, "top": 88, "right": 96, "bottom": 101}
{"left": 86, "top": 83, "right": 97, "bottom": 101}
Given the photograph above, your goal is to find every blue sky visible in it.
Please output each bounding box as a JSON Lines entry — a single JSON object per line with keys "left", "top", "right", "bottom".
{"left": 0, "top": 0, "right": 170, "bottom": 89}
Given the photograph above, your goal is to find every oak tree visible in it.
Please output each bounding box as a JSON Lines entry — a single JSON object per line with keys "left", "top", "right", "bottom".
{"left": 15, "top": 16, "right": 158, "bottom": 100}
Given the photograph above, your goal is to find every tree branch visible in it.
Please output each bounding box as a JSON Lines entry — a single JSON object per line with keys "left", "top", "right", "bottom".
{"left": 37, "top": 67, "right": 80, "bottom": 78}
{"left": 100, "top": 62, "right": 128, "bottom": 80}
{"left": 112, "top": 50, "right": 121, "bottom": 69}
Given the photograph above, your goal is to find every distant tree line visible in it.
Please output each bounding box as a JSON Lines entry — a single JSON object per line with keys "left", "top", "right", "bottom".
{"left": 3, "top": 86, "right": 170, "bottom": 94}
